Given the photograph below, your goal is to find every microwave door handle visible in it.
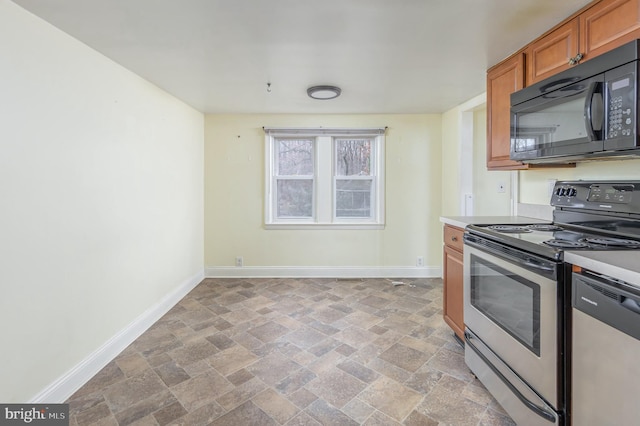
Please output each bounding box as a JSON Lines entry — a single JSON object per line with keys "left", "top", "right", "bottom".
{"left": 584, "top": 81, "right": 604, "bottom": 141}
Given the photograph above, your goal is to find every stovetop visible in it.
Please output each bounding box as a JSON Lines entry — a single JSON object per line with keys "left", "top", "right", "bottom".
{"left": 466, "top": 222, "right": 640, "bottom": 261}
{"left": 466, "top": 181, "right": 640, "bottom": 261}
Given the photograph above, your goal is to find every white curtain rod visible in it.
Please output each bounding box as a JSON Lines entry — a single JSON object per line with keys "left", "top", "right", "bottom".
{"left": 262, "top": 127, "right": 387, "bottom": 136}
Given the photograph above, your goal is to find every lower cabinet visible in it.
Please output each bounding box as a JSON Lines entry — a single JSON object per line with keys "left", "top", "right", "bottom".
{"left": 443, "top": 225, "right": 465, "bottom": 341}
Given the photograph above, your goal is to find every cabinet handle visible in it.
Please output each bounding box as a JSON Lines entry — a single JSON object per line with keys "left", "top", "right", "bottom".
{"left": 451, "top": 236, "right": 458, "bottom": 242}
{"left": 568, "top": 53, "right": 584, "bottom": 66}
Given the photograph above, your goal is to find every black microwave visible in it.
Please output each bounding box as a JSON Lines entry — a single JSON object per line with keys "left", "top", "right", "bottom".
{"left": 510, "top": 39, "right": 640, "bottom": 163}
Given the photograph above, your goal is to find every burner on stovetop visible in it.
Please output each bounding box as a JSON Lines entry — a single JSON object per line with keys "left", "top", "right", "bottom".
{"left": 488, "top": 225, "right": 533, "bottom": 234}
{"left": 580, "top": 237, "right": 640, "bottom": 248}
{"left": 544, "top": 239, "right": 589, "bottom": 249}
{"left": 526, "top": 224, "right": 564, "bottom": 232}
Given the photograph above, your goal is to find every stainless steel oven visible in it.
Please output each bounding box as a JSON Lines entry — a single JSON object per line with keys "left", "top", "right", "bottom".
{"left": 463, "top": 180, "right": 640, "bottom": 426}
{"left": 464, "top": 237, "right": 563, "bottom": 425}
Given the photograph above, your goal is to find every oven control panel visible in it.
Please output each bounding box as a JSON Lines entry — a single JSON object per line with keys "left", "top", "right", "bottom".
{"left": 551, "top": 181, "right": 639, "bottom": 212}
{"left": 554, "top": 186, "right": 577, "bottom": 197}
{"left": 587, "top": 184, "right": 634, "bottom": 203}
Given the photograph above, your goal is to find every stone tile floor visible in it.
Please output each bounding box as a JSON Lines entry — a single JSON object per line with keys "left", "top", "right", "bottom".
{"left": 67, "top": 277, "right": 515, "bottom": 425}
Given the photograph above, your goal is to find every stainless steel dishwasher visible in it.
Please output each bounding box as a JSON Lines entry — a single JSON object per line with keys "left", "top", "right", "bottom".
{"left": 571, "top": 270, "right": 640, "bottom": 425}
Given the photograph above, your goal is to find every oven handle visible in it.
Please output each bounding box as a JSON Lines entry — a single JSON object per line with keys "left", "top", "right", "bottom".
{"left": 464, "top": 234, "right": 557, "bottom": 278}
{"left": 465, "top": 331, "right": 556, "bottom": 423}
{"left": 522, "top": 260, "right": 554, "bottom": 272}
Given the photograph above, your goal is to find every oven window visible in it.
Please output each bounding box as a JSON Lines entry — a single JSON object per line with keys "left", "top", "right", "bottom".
{"left": 470, "top": 254, "right": 541, "bottom": 356}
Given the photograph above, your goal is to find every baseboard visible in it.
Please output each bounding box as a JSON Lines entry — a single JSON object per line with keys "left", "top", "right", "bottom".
{"left": 30, "top": 269, "right": 205, "bottom": 403}
{"left": 205, "top": 266, "right": 441, "bottom": 278}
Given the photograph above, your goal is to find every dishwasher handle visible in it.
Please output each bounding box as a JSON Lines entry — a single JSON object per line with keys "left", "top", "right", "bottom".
{"left": 621, "top": 296, "right": 640, "bottom": 315}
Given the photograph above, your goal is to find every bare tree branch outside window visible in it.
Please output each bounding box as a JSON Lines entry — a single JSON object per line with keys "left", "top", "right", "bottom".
{"left": 278, "top": 139, "right": 314, "bottom": 175}
{"left": 266, "top": 130, "right": 383, "bottom": 226}
{"left": 276, "top": 139, "right": 314, "bottom": 218}
{"left": 336, "top": 139, "right": 372, "bottom": 176}
{"left": 335, "top": 138, "right": 373, "bottom": 218}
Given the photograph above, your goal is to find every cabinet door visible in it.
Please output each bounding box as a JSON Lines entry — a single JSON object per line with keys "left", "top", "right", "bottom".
{"left": 486, "top": 53, "right": 527, "bottom": 170}
{"left": 580, "top": 0, "right": 640, "bottom": 61}
{"left": 526, "top": 18, "right": 580, "bottom": 85}
{"left": 443, "top": 245, "right": 464, "bottom": 340}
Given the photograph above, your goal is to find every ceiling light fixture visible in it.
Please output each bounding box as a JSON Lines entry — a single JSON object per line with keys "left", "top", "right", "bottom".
{"left": 307, "top": 85, "right": 341, "bottom": 100}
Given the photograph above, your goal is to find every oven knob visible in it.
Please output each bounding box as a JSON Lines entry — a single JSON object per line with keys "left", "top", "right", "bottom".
{"left": 568, "top": 188, "right": 577, "bottom": 197}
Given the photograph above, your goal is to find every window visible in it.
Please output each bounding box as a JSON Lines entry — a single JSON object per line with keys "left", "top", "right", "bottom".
{"left": 335, "top": 138, "right": 373, "bottom": 218}
{"left": 275, "top": 138, "right": 315, "bottom": 219}
{"left": 265, "top": 128, "right": 385, "bottom": 229}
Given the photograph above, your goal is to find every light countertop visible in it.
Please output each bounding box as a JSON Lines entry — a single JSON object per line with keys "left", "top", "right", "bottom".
{"left": 564, "top": 251, "right": 640, "bottom": 287}
{"left": 439, "top": 215, "right": 550, "bottom": 229}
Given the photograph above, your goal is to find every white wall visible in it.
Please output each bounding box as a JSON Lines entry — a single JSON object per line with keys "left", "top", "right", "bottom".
{"left": 0, "top": 1, "right": 204, "bottom": 402}
{"left": 204, "top": 114, "right": 442, "bottom": 276}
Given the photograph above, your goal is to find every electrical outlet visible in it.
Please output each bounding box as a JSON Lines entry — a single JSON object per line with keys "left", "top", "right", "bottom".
{"left": 235, "top": 256, "right": 243, "bottom": 267}
{"left": 416, "top": 256, "right": 424, "bottom": 267}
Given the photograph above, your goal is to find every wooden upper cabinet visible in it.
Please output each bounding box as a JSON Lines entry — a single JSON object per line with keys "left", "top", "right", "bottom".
{"left": 485, "top": 0, "right": 640, "bottom": 170}
{"left": 487, "top": 53, "right": 528, "bottom": 170}
{"left": 580, "top": 0, "right": 640, "bottom": 60}
{"left": 527, "top": 18, "right": 580, "bottom": 85}
{"left": 526, "top": 0, "right": 640, "bottom": 85}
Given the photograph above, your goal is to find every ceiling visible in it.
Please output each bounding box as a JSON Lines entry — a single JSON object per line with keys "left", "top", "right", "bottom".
{"left": 12, "top": 0, "right": 592, "bottom": 114}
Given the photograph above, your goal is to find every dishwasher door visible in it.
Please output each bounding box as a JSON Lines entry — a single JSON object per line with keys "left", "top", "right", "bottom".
{"left": 572, "top": 271, "right": 640, "bottom": 426}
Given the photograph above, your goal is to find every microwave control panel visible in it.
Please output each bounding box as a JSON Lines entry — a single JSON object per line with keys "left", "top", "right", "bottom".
{"left": 606, "top": 74, "right": 635, "bottom": 139}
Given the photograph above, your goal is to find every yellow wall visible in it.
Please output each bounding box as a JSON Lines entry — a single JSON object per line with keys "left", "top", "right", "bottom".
{"left": 520, "top": 160, "right": 640, "bottom": 205}
{"left": 443, "top": 95, "right": 640, "bottom": 210}
{"left": 472, "top": 107, "right": 512, "bottom": 215}
{"left": 441, "top": 108, "right": 460, "bottom": 216}
{"left": 441, "top": 101, "right": 512, "bottom": 216}
{"left": 1, "top": 2, "right": 204, "bottom": 402}
{"left": 441, "top": 97, "right": 639, "bottom": 215}
{"left": 11, "top": 0, "right": 638, "bottom": 403}
{"left": 205, "top": 114, "right": 442, "bottom": 273}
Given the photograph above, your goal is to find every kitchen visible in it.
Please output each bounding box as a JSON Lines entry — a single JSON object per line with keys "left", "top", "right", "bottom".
{"left": 442, "top": 6, "right": 640, "bottom": 424}
{"left": 2, "top": 0, "right": 640, "bottom": 425}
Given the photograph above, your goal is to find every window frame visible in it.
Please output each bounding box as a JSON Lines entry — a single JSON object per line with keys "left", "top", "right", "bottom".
{"left": 264, "top": 127, "right": 385, "bottom": 230}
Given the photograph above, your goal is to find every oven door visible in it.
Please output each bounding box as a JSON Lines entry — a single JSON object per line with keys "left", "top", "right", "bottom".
{"left": 463, "top": 241, "right": 560, "bottom": 423}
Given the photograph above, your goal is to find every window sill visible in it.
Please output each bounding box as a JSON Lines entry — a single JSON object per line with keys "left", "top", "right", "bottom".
{"left": 264, "top": 223, "right": 385, "bottom": 230}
